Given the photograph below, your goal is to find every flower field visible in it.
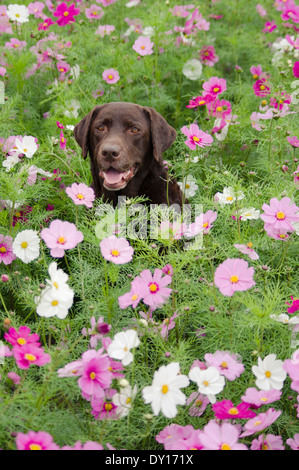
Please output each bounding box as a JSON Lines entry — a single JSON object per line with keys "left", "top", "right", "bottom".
{"left": 0, "top": 0, "right": 299, "bottom": 452}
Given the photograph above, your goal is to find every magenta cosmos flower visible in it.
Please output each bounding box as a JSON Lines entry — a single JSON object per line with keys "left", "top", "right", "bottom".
{"left": 214, "top": 258, "right": 255, "bottom": 297}
{"left": 132, "top": 36, "right": 154, "bottom": 56}
{"left": 66, "top": 182, "right": 95, "bottom": 208}
{"left": 53, "top": 2, "right": 80, "bottom": 26}
{"left": 287, "top": 135, "right": 299, "bottom": 148}
{"left": 199, "top": 421, "right": 248, "bottom": 450}
{"left": 199, "top": 45, "right": 219, "bottom": 66}
{"left": 286, "top": 295, "right": 299, "bottom": 314}
{"left": 102, "top": 68, "right": 120, "bottom": 84}
{"left": 181, "top": 123, "right": 213, "bottom": 150}
{"left": 78, "top": 349, "right": 113, "bottom": 399}
{"left": 293, "top": 61, "right": 299, "bottom": 78}
{"left": 253, "top": 78, "right": 271, "bottom": 97}
{"left": 15, "top": 431, "right": 59, "bottom": 450}
{"left": 202, "top": 76, "right": 226, "bottom": 96}
{"left": 212, "top": 399, "right": 256, "bottom": 420}
{"left": 4, "top": 326, "right": 40, "bottom": 348}
{"left": 0, "top": 234, "right": 16, "bottom": 265}
{"left": 138, "top": 268, "right": 172, "bottom": 309}
{"left": 260, "top": 197, "right": 299, "bottom": 234}
{"left": 13, "top": 343, "right": 51, "bottom": 370}
{"left": 100, "top": 235, "right": 134, "bottom": 264}
{"left": 40, "top": 219, "right": 84, "bottom": 258}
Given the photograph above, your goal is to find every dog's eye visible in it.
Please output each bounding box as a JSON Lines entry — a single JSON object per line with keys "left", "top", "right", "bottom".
{"left": 98, "top": 125, "right": 105, "bottom": 131}
{"left": 130, "top": 127, "right": 139, "bottom": 134}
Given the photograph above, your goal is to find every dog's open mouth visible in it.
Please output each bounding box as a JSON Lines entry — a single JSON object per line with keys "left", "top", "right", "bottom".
{"left": 100, "top": 167, "right": 135, "bottom": 190}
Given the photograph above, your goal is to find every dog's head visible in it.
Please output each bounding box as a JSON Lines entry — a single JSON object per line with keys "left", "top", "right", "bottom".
{"left": 73, "top": 102, "right": 177, "bottom": 191}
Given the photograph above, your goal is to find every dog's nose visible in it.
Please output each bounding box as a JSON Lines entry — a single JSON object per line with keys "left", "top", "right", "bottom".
{"left": 101, "top": 144, "right": 120, "bottom": 159}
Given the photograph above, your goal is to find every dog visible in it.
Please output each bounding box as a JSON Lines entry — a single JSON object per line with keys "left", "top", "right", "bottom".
{"left": 73, "top": 102, "right": 184, "bottom": 206}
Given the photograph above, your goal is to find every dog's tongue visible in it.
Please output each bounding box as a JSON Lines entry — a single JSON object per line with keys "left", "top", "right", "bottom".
{"left": 103, "top": 168, "right": 124, "bottom": 184}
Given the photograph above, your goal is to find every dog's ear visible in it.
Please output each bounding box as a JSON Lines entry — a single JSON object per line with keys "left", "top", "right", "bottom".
{"left": 143, "top": 107, "right": 177, "bottom": 162}
{"left": 73, "top": 106, "right": 103, "bottom": 159}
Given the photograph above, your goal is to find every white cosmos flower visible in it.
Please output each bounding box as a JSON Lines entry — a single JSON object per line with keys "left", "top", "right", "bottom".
{"left": 178, "top": 174, "right": 198, "bottom": 197}
{"left": 14, "top": 136, "right": 38, "bottom": 159}
{"left": 35, "top": 286, "right": 74, "bottom": 319}
{"left": 2, "top": 154, "right": 20, "bottom": 172}
{"left": 216, "top": 186, "right": 245, "bottom": 205}
{"left": 7, "top": 4, "right": 29, "bottom": 23}
{"left": 112, "top": 384, "right": 138, "bottom": 417}
{"left": 270, "top": 314, "right": 299, "bottom": 325}
{"left": 142, "top": 362, "right": 189, "bottom": 418}
{"left": 107, "top": 330, "right": 140, "bottom": 366}
{"left": 188, "top": 366, "right": 225, "bottom": 403}
{"left": 46, "top": 261, "right": 70, "bottom": 293}
{"left": 239, "top": 207, "right": 260, "bottom": 221}
{"left": 252, "top": 354, "right": 287, "bottom": 391}
{"left": 12, "top": 229, "right": 40, "bottom": 264}
{"left": 182, "top": 59, "right": 203, "bottom": 80}
{"left": 64, "top": 99, "right": 80, "bottom": 118}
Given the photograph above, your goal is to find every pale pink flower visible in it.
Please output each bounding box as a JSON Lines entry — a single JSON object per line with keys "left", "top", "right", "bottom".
{"left": 91, "top": 388, "right": 119, "bottom": 420}
{"left": 132, "top": 36, "right": 154, "bottom": 56}
{"left": 0, "top": 235, "right": 16, "bottom": 265}
{"left": 118, "top": 276, "right": 144, "bottom": 309}
{"left": 240, "top": 408, "right": 281, "bottom": 437}
{"left": 214, "top": 258, "right": 255, "bottom": 297}
{"left": 234, "top": 243, "right": 259, "bottom": 260}
{"left": 66, "top": 182, "right": 95, "bottom": 208}
{"left": 156, "top": 424, "right": 195, "bottom": 450}
{"left": 241, "top": 387, "right": 282, "bottom": 408}
{"left": 16, "top": 431, "right": 59, "bottom": 450}
{"left": 187, "top": 392, "right": 209, "bottom": 417}
{"left": 5, "top": 38, "right": 27, "bottom": 50}
{"left": 95, "top": 24, "right": 115, "bottom": 37}
{"left": 260, "top": 197, "right": 299, "bottom": 233}
{"left": 204, "top": 350, "right": 245, "bottom": 381}
{"left": 28, "top": 1, "right": 46, "bottom": 18}
{"left": 102, "top": 68, "right": 120, "bottom": 84}
{"left": 250, "top": 64, "right": 263, "bottom": 79}
{"left": 251, "top": 434, "right": 284, "bottom": 450}
{"left": 287, "top": 136, "right": 299, "bottom": 147}
{"left": 138, "top": 268, "right": 172, "bottom": 309}
{"left": 202, "top": 76, "right": 226, "bottom": 96}
{"left": 85, "top": 4, "right": 103, "bottom": 20}
{"left": 100, "top": 235, "right": 134, "bottom": 264}
{"left": 181, "top": 123, "right": 213, "bottom": 150}
{"left": 40, "top": 219, "right": 84, "bottom": 258}
{"left": 286, "top": 433, "right": 299, "bottom": 450}
{"left": 199, "top": 422, "right": 248, "bottom": 450}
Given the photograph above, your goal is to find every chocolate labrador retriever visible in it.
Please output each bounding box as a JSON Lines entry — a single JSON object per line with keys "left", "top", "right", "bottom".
{"left": 73, "top": 102, "right": 184, "bottom": 206}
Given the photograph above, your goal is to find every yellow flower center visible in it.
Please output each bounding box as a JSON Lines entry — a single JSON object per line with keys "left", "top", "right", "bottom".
{"left": 221, "top": 443, "right": 231, "bottom": 450}
{"left": 254, "top": 420, "right": 262, "bottom": 426}
{"left": 247, "top": 242, "right": 253, "bottom": 248}
{"left": 216, "top": 106, "right": 223, "bottom": 112}
{"left": 193, "top": 136, "right": 200, "bottom": 142}
{"left": 131, "top": 294, "right": 138, "bottom": 301}
{"left": 261, "top": 397, "right": 268, "bottom": 402}
{"left": 265, "top": 370, "right": 271, "bottom": 378}
{"left": 278, "top": 234, "right": 286, "bottom": 239}
{"left": 203, "top": 380, "right": 209, "bottom": 387}
{"left": 228, "top": 407, "right": 239, "bottom": 415}
{"left": 226, "top": 196, "right": 234, "bottom": 201}
{"left": 253, "top": 74, "right": 258, "bottom": 79}
{"left": 262, "top": 443, "right": 269, "bottom": 450}
{"left": 185, "top": 183, "right": 190, "bottom": 189}
{"left": 276, "top": 211, "right": 285, "bottom": 220}
{"left": 53, "top": 282, "right": 59, "bottom": 289}
{"left": 161, "top": 384, "right": 169, "bottom": 394}
{"left": 261, "top": 100, "right": 267, "bottom": 106}
{"left": 23, "top": 149, "right": 28, "bottom": 153}
{"left": 63, "top": 11, "right": 69, "bottom": 16}
{"left": 51, "top": 300, "right": 58, "bottom": 306}
{"left": 29, "top": 443, "right": 42, "bottom": 450}
{"left": 202, "top": 222, "right": 209, "bottom": 228}
{"left": 220, "top": 361, "right": 228, "bottom": 369}
{"left": 25, "top": 353, "right": 36, "bottom": 362}
{"left": 230, "top": 275, "right": 239, "bottom": 283}
{"left": 57, "top": 236, "right": 66, "bottom": 244}
{"left": 195, "top": 399, "right": 203, "bottom": 407}
{"left": 105, "top": 403, "right": 113, "bottom": 411}
{"left": 0, "top": 247, "right": 7, "bottom": 253}
{"left": 126, "top": 397, "right": 131, "bottom": 404}
{"left": 111, "top": 249, "right": 119, "bottom": 256}
{"left": 76, "top": 193, "right": 84, "bottom": 200}
{"left": 21, "top": 241, "right": 28, "bottom": 249}
{"left": 149, "top": 283, "right": 158, "bottom": 292}
{"left": 108, "top": 74, "right": 113, "bottom": 80}
{"left": 199, "top": 100, "right": 205, "bottom": 105}
{"left": 213, "top": 87, "right": 219, "bottom": 92}
{"left": 260, "top": 85, "right": 265, "bottom": 90}
{"left": 17, "top": 337, "right": 26, "bottom": 345}
{"left": 90, "top": 372, "right": 96, "bottom": 380}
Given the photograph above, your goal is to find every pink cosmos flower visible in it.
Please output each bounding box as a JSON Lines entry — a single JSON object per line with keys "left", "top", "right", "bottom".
{"left": 28, "top": 2, "right": 46, "bottom": 18}
{"left": 262, "top": 21, "right": 277, "bottom": 33}
{"left": 270, "top": 91, "right": 291, "bottom": 110}
{"left": 132, "top": 36, "right": 154, "bottom": 56}
{"left": 256, "top": 4, "right": 267, "bottom": 17}
{"left": 91, "top": 388, "right": 119, "bottom": 420}
{"left": 286, "top": 296, "right": 299, "bottom": 314}
{"left": 156, "top": 424, "right": 195, "bottom": 450}
{"left": 286, "top": 433, "right": 299, "bottom": 450}
{"left": 264, "top": 224, "right": 291, "bottom": 241}
{"left": 186, "top": 93, "right": 214, "bottom": 109}
{"left": 283, "top": 350, "right": 299, "bottom": 393}
{"left": 15, "top": 431, "right": 59, "bottom": 450}
{"left": 95, "top": 24, "right": 115, "bottom": 37}
{"left": 118, "top": 276, "right": 144, "bottom": 309}
{"left": 62, "top": 441, "right": 104, "bottom": 450}
{"left": 212, "top": 399, "right": 256, "bottom": 420}
{"left": 234, "top": 243, "right": 259, "bottom": 260}
{"left": 187, "top": 392, "right": 209, "bottom": 417}
{"left": 138, "top": 268, "right": 172, "bottom": 309}
{"left": 78, "top": 349, "right": 114, "bottom": 400}
{"left": 199, "top": 421, "right": 248, "bottom": 450}
{"left": 0, "top": 67, "right": 6, "bottom": 76}
{"left": 287, "top": 136, "right": 299, "bottom": 147}
{"left": 207, "top": 98, "right": 232, "bottom": 119}
{"left": 59, "top": 130, "right": 66, "bottom": 149}
{"left": 4, "top": 326, "right": 40, "bottom": 348}
{"left": 199, "top": 45, "right": 219, "bottom": 66}
{"left": 250, "top": 64, "right": 263, "bottom": 79}
{"left": 281, "top": 3, "right": 299, "bottom": 23}
{"left": 241, "top": 387, "right": 282, "bottom": 409}
{"left": 100, "top": 235, "right": 134, "bottom": 264}
{"left": 13, "top": 343, "right": 51, "bottom": 370}
{"left": 293, "top": 165, "right": 299, "bottom": 185}
{"left": 251, "top": 434, "right": 284, "bottom": 450}
{"left": 240, "top": 408, "right": 281, "bottom": 437}
{"left": 7, "top": 371, "right": 21, "bottom": 385}
{"left": 53, "top": 2, "right": 80, "bottom": 26}
{"left": 202, "top": 76, "right": 226, "bottom": 96}
{"left": 253, "top": 78, "right": 271, "bottom": 97}
{"left": 85, "top": 4, "right": 103, "bottom": 20}
{"left": 102, "top": 68, "right": 120, "bottom": 84}
{"left": 66, "top": 182, "right": 95, "bottom": 208}
{"left": 38, "top": 17, "right": 55, "bottom": 31}
{"left": 260, "top": 197, "right": 299, "bottom": 233}
{"left": 0, "top": 234, "right": 16, "bottom": 265}
{"left": 181, "top": 123, "right": 213, "bottom": 150}
{"left": 214, "top": 258, "right": 256, "bottom": 297}
{"left": 293, "top": 61, "right": 299, "bottom": 78}
{"left": 5, "top": 38, "right": 27, "bottom": 50}
{"left": 204, "top": 350, "right": 245, "bottom": 381}
{"left": 40, "top": 219, "right": 84, "bottom": 258}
